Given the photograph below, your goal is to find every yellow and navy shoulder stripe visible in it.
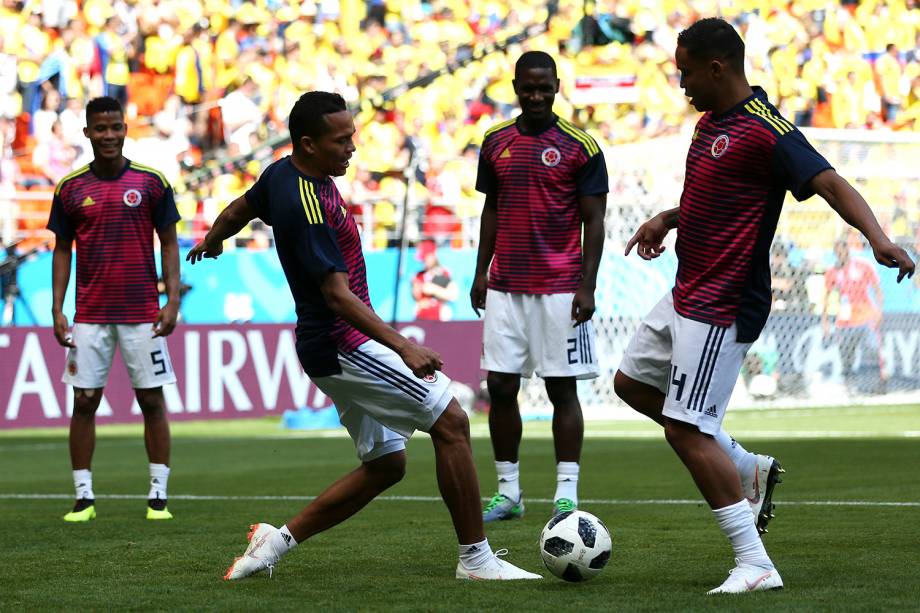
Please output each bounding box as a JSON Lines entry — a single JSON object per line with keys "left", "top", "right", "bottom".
{"left": 557, "top": 118, "right": 601, "bottom": 157}
{"left": 483, "top": 117, "right": 516, "bottom": 140}
{"left": 743, "top": 98, "right": 795, "bottom": 136}
{"left": 298, "top": 177, "right": 325, "bottom": 225}
{"left": 129, "top": 161, "right": 170, "bottom": 188}
{"left": 54, "top": 164, "right": 91, "bottom": 196}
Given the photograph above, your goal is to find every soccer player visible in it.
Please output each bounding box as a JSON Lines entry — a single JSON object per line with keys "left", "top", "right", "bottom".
{"left": 48, "top": 96, "right": 181, "bottom": 522}
{"left": 471, "top": 51, "right": 607, "bottom": 522}
{"left": 615, "top": 18, "right": 915, "bottom": 594}
{"left": 187, "top": 91, "right": 541, "bottom": 582}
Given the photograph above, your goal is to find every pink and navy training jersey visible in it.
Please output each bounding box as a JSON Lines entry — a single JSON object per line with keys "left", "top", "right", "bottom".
{"left": 245, "top": 157, "right": 370, "bottom": 377}
{"left": 476, "top": 114, "right": 608, "bottom": 294}
{"left": 47, "top": 160, "right": 179, "bottom": 323}
{"left": 674, "top": 87, "right": 832, "bottom": 342}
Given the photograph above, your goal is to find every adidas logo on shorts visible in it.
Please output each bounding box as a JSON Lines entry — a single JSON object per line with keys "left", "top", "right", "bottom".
{"left": 704, "top": 404, "right": 719, "bottom": 418}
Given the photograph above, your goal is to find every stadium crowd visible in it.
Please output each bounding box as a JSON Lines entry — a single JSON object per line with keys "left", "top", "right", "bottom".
{"left": 1, "top": 0, "right": 919, "bottom": 251}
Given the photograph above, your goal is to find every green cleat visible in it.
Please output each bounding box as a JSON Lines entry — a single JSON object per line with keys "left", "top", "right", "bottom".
{"left": 63, "top": 498, "right": 96, "bottom": 522}
{"left": 482, "top": 492, "right": 525, "bottom": 522}
{"left": 552, "top": 498, "right": 577, "bottom": 516}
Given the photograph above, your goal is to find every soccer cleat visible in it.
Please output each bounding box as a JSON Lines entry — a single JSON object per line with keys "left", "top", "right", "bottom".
{"left": 552, "top": 498, "right": 577, "bottom": 516}
{"left": 63, "top": 498, "right": 96, "bottom": 522}
{"left": 707, "top": 560, "right": 783, "bottom": 594}
{"left": 146, "top": 498, "right": 173, "bottom": 520}
{"left": 224, "top": 523, "right": 280, "bottom": 580}
{"left": 482, "top": 492, "right": 525, "bottom": 522}
{"left": 744, "top": 455, "right": 784, "bottom": 535}
{"left": 456, "top": 549, "right": 542, "bottom": 580}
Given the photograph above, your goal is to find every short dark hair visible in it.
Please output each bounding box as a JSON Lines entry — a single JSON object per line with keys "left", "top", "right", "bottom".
{"left": 289, "top": 91, "right": 347, "bottom": 147}
{"left": 85, "top": 96, "right": 123, "bottom": 118}
{"left": 677, "top": 18, "right": 745, "bottom": 71}
{"left": 515, "top": 51, "right": 557, "bottom": 79}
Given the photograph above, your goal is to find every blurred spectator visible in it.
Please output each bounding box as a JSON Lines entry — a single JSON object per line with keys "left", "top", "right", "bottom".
{"left": 31, "top": 119, "right": 75, "bottom": 183}
{"left": 412, "top": 240, "right": 458, "bottom": 321}
{"left": 771, "top": 241, "right": 812, "bottom": 315}
{"left": 0, "top": 34, "right": 19, "bottom": 119}
{"left": 58, "top": 96, "right": 85, "bottom": 151}
{"left": 219, "top": 78, "right": 262, "bottom": 156}
{"left": 876, "top": 44, "right": 905, "bottom": 122}
{"left": 94, "top": 16, "right": 131, "bottom": 107}
{"left": 134, "top": 111, "right": 190, "bottom": 186}
{"left": 32, "top": 88, "right": 61, "bottom": 143}
{"left": 822, "top": 238, "right": 886, "bottom": 393}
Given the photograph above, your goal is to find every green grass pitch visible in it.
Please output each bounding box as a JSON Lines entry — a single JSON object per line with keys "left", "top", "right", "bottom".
{"left": 2, "top": 405, "right": 919, "bottom": 611}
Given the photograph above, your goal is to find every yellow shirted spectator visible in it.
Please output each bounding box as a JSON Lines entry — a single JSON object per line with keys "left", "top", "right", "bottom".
{"left": 81, "top": 0, "right": 114, "bottom": 32}
{"left": 215, "top": 21, "right": 241, "bottom": 89}
{"left": 832, "top": 71, "right": 872, "bottom": 127}
{"left": 875, "top": 44, "right": 905, "bottom": 121}
{"left": 174, "top": 28, "right": 206, "bottom": 104}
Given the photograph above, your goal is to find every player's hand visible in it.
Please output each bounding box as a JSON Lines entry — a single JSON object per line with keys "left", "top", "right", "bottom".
{"left": 186, "top": 237, "right": 223, "bottom": 264}
{"left": 470, "top": 273, "right": 488, "bottom": 317}
{"left": 625, "top": 214, "right": 670, "bottom": 260}
{"left": 153, "top": 301, "right": 179, "bottom": 337}
{"left": 52, "top": 311, "right": 76, "bottom": 348}
{"left": 398, "top": 341, "right": 443, "bottom": 378}
{"left": 571, "top": 286, "right": 596, "bottom": 325}
{"left": 869, "top": 239, "right": 915, "bottom": 282}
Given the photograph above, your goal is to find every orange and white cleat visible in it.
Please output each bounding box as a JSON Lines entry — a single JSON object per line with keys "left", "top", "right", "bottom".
{"left": 223, "top": 523, "right": 280, "bottom": 580}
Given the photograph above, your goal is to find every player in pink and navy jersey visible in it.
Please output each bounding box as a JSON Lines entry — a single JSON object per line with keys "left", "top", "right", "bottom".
{"left": 188, "top": 91, "right": 540, "bottom": 582}
{"left": 472, "top": 51, "right": 608, "bottom": 522}
{"left": 615, "top": 18, "right": 915, "bottom": 595}
{"left": 47, "top": 96, "right": 181, "bottom": 523}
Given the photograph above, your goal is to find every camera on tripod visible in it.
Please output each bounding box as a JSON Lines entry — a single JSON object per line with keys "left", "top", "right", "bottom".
{"left": 1, "top": 240, "right": 51, "bottom": 326}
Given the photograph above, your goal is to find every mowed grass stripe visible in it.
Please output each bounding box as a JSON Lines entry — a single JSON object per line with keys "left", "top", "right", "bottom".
{"left": 4, "top": 493, "right": 919, "bottom": 507}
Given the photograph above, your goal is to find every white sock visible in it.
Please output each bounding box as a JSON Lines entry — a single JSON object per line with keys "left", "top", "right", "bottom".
{"left": 713, "top": 500, "right": 773, "bottom": 569}
{"left": 714, "top": 430, "right": 757, "bottom": 484}
{"left": 73, "top": 469, "right": 94, "bottom": 500}
{"left": 554, "top": 462, "right": 579, "bottom": 503}
{"left": 495, "top": 461, "right": 520, "bottom": 501}
{"left": 148, "top": 463, "right": 170, "bottom": 500}
{"left": 459, "top": 538, "right": 494, "bottom": 570}
{"left": 275, "top": 525, "right": 298, "bottom": 555}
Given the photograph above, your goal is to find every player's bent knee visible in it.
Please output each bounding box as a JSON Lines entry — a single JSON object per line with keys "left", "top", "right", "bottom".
{"left": 613, "top": 370, "right": 637, "bottom": 401}
{"left": 429, "top": 400, "right": 470, "bottom": 444}
{"left": 365, "top": 450, "right": 407, "bottom": 486}
{"left": 662, "top": 418, "right": 696, "bottom": 451}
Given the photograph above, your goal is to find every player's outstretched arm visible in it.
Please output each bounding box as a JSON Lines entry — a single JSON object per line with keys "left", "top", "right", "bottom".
{"left": 470, "top": 194, "right": 497, "bottom": 317}
{"left": 50, "top": 235, "right": 76, "bottom": 348}
{"left": 186, "top": 196, "right": 257, "bottom": 264}
{"left": 154, "top": 223, "right": 180, "bottom": 337}
{"left": 625, "top": 207, "right": 678, "bottom": 260}
{"left": 811, "top": 170, "right": 916, "bottom": 282}
{"left": 321, "top": 271, "right": 442, "bottom": 378}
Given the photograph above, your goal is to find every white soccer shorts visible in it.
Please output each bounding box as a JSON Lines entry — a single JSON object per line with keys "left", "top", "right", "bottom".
{"left": 62, "top": 323, "right": 177, "bottom": 389}
{"left": 481, "top": 290, "right": 599, "bottom": 379}
{"left": 618, "top": 291, "right": 751, "bottom": 435}
{"left": 311, "top": 339, "right": 453, "bottom": 462}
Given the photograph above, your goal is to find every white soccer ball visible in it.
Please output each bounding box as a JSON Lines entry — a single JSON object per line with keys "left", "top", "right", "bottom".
{"left": 539, "top": 510, "right": 612, "bottom": 582}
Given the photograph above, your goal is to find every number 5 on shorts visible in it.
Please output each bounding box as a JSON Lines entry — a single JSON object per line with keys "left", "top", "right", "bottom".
{"left": 151, "top": 350, "right": 168, "bottom": 376}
